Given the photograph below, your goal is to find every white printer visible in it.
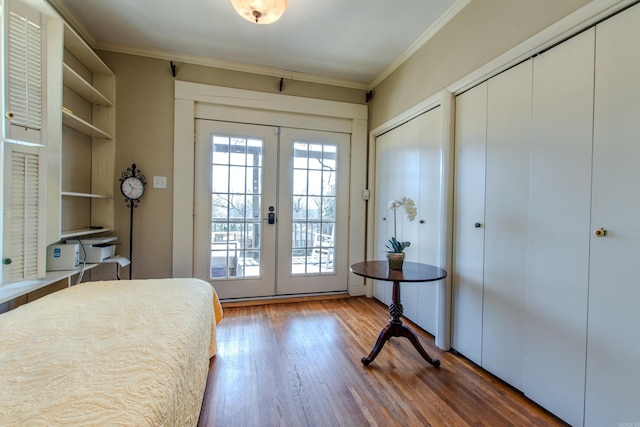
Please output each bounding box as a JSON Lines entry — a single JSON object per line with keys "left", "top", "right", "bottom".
{"left": 66, "top": 237, "right": 117, "bottom": 263}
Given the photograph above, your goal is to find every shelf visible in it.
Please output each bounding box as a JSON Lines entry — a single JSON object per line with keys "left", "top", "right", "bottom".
{"left": 0, "top": 265, "right": 98, "bottom": 305}
{"left": 63, "top": 24, "right": 113, "bottom": 76}
{"left": 61, "top": 227, "right": 113, "bottom": 239}
{"left": 62, "top": 110, "right": 112, "bottom": 139}
{"left": 63, "top": 64, "right": 113, "bottom": 106}
{"left": 61, "top": 191, "right": 111, "bottom": 199}
{"left": 56, "top": 21, "right": 115, "bottom": 247}
{"left": 65, "top": 236, "right": 118, "bottom": 245}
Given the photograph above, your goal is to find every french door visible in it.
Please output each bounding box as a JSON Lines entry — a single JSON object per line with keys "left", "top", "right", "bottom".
{"left": 194, "top": 119, "right": 350, "bottom": 299}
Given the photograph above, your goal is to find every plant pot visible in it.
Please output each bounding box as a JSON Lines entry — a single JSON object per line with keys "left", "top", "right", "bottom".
{"left": 386, "top": 252, "right": 405, "bottom": 270}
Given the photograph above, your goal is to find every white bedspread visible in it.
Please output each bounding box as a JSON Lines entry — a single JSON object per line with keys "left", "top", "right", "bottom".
{"left": 0, "top": 278, "right": 222, "bottom": 426}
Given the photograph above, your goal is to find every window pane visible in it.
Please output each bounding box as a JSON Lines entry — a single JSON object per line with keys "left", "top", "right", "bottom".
{"left": 246, "top": 167, "right": 262, "bottom": 195}
{"left": 213, "top": 136, "right": 229, "bottom": 164}
{"left": 229, "top": 166, "right": 246, "bottom": 193}
{"left": 307, "top": 197, "right": 321, "bottom": 220}
{"left": 292, "top": 222, "right": 307, "bottom": 249}
{"left": 243, "top": 251, "right": 260, "bottom": 277}
{"left": 308, "top": 170, "right": 322, "bottom": 196}
{"left": 322, "top": 171, "right": 336, "bottom": 196}
{"left": 212, "top": 165, "right": 229, "bottom": 193}
{"left": 245, "top": 195, "right": 261, "bottom": 220}
{"left": 292, "top": 196, "right": 307, "bottom": 220}
{"left": 293, "top": 143, "right": 308, "bottom": 168}
{"left": 212, "top": 194, "right": 228, "bottom": 219}
{"left": 229, "top": 138, "right": 246, "bottom": 166}
{"left": 323, "top": 145, "right": 337, "bottom": 169}
{"left": 308, "top": 144, "right": 323, "bottom": 170}
{"left": 322, "top": 197, "right": 336, "bottom": 221}
{"left": 292, "top": 169, "right": 307, "bottom": 195}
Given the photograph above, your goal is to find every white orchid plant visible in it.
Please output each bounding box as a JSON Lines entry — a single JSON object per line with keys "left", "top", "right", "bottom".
{"left": 386, "top": 196, "right": 417, "bottom": 253}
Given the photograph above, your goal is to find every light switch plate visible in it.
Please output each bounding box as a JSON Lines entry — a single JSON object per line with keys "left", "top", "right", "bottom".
{"left": 153, "top": 176, "right": 167, "bottom": 189}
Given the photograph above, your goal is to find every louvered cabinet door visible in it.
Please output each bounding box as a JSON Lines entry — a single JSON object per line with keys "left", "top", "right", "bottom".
{"left": 3, "top": 0, "right": 44, "bottom": 145}
{"left": 1, "top": 143, "right": 46, "bottom": 284}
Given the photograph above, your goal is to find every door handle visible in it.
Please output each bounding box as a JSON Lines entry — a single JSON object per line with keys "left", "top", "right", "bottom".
{"left": 594, "top": 227, "right": 607, "bottom": 237}
{"left": 263, "top": 206, "right": 276, "bottom": 224}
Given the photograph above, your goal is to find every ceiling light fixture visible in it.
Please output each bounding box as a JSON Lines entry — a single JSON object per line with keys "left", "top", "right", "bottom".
{"left": 230, "top": 0, "right": 288, "bottom": 24}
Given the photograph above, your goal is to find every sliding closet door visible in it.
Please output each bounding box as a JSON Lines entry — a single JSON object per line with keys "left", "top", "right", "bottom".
{"left": 414, "top": 107, "right": 443, "bottom": 334}
{"left": 482, "top": 59, "right": 532, "bottom": 391}
{"left": 525, "top": 28, "right": 594, "bottom": 426}
{"left": 372, "top": 128, "right": 398, "bottom": 305}
{"left": 373, "top": 106, "right": 443, "bottom": 336}
{"left": 392, "top": 117, "right": 422, "bottom": 323}
{"left": 452, "top": 82, "right": 487, "bottom": 365}
{"left": 585, "top": 4, "right": 640, "bottom": 425}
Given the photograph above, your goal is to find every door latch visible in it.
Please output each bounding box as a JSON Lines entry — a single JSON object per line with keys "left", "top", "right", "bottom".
{"left": 267, "top": 206, "right": 275, "bottom": 224}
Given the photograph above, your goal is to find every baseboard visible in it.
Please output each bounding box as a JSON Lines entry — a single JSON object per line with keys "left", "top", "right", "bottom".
{"left": 220, "top": 292, "right": 351, "bottom": 308}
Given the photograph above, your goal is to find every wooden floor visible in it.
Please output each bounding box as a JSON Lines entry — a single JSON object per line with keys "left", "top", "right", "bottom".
{"left": 198, "top": 296, "right": 568, "bottom": 427}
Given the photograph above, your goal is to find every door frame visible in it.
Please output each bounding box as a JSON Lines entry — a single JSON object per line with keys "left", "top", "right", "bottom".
{"left": 173, "top": 81, "right": 368, "bottom": 296}
{"left": 367, "top": 90, "right": 456, "bottom": 350}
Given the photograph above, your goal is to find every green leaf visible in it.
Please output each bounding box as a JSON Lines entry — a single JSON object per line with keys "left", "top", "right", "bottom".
{"left": 386, "top": 237, "right": 410, "bottom": 253}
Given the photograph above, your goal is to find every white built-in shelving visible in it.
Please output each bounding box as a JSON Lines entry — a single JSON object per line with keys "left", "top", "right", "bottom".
{"left": 59, "top": 22, "right": 115, "bottom": 239}
{"left": 0, "top": 264, "right": 98, "bottom": 305}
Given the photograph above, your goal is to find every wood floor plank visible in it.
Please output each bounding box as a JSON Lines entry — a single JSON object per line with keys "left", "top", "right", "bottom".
{"left": 199, "top": 297, "right": 568, "bottom": 427}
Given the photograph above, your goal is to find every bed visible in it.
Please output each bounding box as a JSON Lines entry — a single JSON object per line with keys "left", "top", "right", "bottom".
{"left": 0, "top": 278, "right": 223, "bottom": 426}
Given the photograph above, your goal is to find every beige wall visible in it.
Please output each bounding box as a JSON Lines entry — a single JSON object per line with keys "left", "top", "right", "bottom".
{"left": 97, "top": 0, "right": 590, "bottom": 279}
{"left": 369, "top": 0, "right": 591, "bottom": 129}
{"left": 97, "top": 51, "right": 366, "bottom": 279}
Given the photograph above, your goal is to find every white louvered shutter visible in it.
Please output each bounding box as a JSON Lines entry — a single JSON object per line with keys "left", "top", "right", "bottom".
{"left": 2, "top": 143, "right": 45, "bottom": 284}
{"left": 4, "top": 1, "right": 43, "bottom": 144}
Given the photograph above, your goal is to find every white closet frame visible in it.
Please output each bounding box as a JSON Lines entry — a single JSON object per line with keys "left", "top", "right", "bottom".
{"left": 365, "top": 0, "right": 637, "bottom": 352}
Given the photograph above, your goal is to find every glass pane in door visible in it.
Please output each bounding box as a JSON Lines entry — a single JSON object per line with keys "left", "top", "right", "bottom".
{"left": 291, "top": 142, "right": 336, "bottom": 274}
{"left": 210, "top": 135, "right": 263, "bottom": 279}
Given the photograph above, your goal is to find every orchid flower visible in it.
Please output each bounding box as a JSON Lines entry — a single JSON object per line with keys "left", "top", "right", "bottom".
{"left": 385, "top": 197, "right": 417, "bottom": 253}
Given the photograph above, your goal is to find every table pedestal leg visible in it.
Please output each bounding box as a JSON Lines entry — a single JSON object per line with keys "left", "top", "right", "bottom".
{"left": 361, "top": 280, "right": 440, "bottom": 367}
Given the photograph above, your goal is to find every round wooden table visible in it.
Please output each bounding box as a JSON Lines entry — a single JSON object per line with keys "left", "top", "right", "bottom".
{"left": 350, "top": 260, "right": 447, "bottom": 366}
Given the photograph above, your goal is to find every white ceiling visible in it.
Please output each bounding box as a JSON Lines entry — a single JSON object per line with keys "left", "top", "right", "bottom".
{"left": 47, "top": 0, "right": 464, "bottom": 89}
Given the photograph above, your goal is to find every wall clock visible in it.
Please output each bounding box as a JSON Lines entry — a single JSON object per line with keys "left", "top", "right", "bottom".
{"left": 120, "top": 163, "right": 146, "bottom": 206}
{"left": 119, "top": 163, "right": 146, "bottom": 279}
{"left": 120, "top": 175, "right": 145, "bottom": 201}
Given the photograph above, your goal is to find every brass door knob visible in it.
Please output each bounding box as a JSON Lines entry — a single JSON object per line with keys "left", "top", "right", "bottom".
{"left": 594, "top": 228, "right": 607, "bottom": 237}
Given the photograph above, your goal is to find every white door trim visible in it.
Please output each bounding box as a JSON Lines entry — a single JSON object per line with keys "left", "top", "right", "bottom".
{"left": 173, "top": 81, "right": 368, "bottom": 296}
{"left": 367, "top": 91, "right": 455, "bottom": 350}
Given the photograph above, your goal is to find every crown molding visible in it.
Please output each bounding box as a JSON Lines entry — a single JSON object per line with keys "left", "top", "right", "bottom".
{"left": 368, "top": 0, "right": 471, "bottom": 90}
{"left": 94, "top": 42, "right": 370, "bottom": 90}
{"left": 369, "top": 0, "right": 637, "bottom": 142}
{"left": 45, "top": 0, "right": 368, "bottom": 90}
{"left": 44, "top": 0, "right": 466, "bottom": 91}
{"left": 447, "top": 0, "right": 636, "bottom": 96}
{"left": 45, "top": 0, "right": 97, "bottom": 46}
